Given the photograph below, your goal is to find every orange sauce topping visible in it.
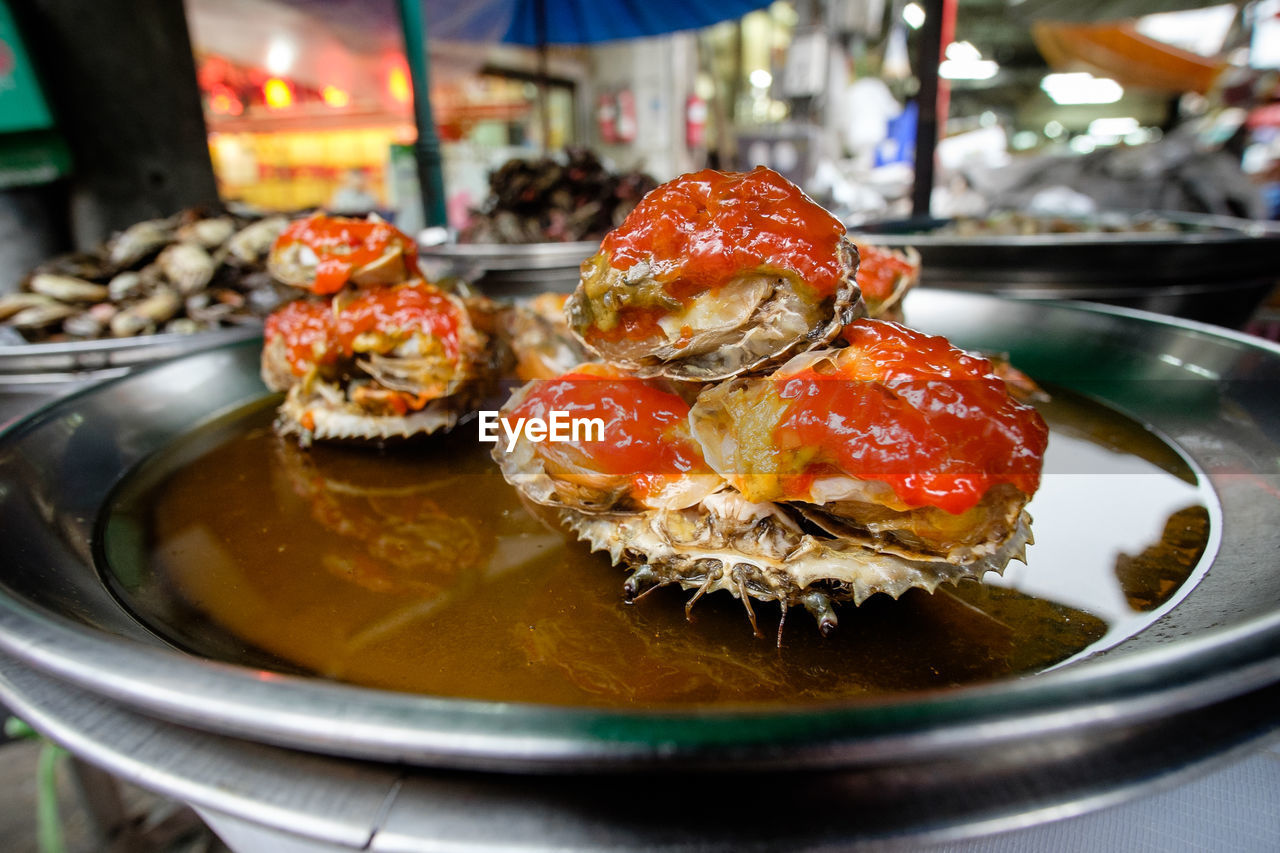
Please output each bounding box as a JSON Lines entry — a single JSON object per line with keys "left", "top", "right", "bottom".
{"left": 582, "top": 306, "right": 666, "bottom": 347}
{"left": 509, "top": 365, "right": 710, "bottom": 499}
{"left": 775, "top": 320, "right": 1048, "bottom": 514}
{"left": 333, "top": 283, "right": 462, "bottom": 361}
{"left": 275, "top": 214, "right": 419, "bottom": 294}
{"left": 264, "top": 299, "right": 337, "bottom": 375}
{"left": 854, "top": 242, "right": 918, "bottom": 302}
{"left": 602, "top": 166, "right": 847, "bottom": 302}
{"left": 264, "top": 283, "right": 462, "bottom": 375}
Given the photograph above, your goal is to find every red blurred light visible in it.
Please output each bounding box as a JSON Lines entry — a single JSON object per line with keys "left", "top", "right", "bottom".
{"left": 207, "top": 83, "right": 243, "bottom": 117}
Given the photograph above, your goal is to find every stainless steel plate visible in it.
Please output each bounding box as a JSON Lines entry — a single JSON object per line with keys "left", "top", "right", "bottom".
{"left": 0, "top": 290, "right": 1277, "bottom": 774}
{"left": 418, "top": 240, "right": 598, "bottom": 271}
{"left": 853, "top": 213, "right": 1280, "bottom": 327}
{"left": 418, "top": 240, "right": 595, "bottom": 296}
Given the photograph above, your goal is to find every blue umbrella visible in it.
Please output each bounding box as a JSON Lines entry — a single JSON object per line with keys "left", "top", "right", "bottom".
{"left": 498, "top": 0, "right": 774, "bottom": 46}
{"left": 416, "top": 0, "right": 770, "bottom": 46}
{"left": 399, "top": 0, "right": 772, "bottom": 225}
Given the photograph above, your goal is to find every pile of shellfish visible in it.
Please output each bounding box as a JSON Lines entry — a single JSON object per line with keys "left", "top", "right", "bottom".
{"left": 492, "top": 167, "right": 1049, "bottom": 640}
{"left": 459, "top": 148, "right": 658, "bottom": 245}
{"left": 0, "top": 209, "right": 300, "bottom": 343}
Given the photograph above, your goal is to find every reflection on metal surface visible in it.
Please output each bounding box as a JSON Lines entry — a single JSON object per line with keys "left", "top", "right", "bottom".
{"left": 988, "top": 389, "right": 1217, "bottom": 661}
{"left": 0, "top": 325, "right": 261, "bottom": 376}
{"left": 1115, "top": 506, "right": 1211, "bottom": 612}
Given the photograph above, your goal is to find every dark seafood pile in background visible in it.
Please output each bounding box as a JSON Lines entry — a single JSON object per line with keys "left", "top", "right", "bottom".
{"left": 0, "top": 209, "right": 298, "bottom": 343}
{"left": 459, "top": 148, "right": 658, "bottom": 244}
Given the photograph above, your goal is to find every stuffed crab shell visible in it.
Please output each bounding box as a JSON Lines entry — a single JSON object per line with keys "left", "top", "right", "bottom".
{"left": 268, "top": 213, "right": 420, "bottom": 294}
{"left": 566, "top": 167, "right": 864, "bottom": 382}
{"left": 492, "top": 363, "right": 723, "bottom": 514}
{"left": 690, "top": 320, "right": 1048, "bottom": 569}
{"left": 262, "top": 281, "right": 489, "bottom": 442}
{"left": 494, "top": 323, "right": 1048, "bottom": 640}
{"left": 853, "top": 241, "right": 920, "bottom": 323}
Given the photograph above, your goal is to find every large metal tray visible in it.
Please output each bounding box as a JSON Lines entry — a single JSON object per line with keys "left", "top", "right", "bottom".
{"left": 0, "top": 290, "right": 1277, "bottom": 776}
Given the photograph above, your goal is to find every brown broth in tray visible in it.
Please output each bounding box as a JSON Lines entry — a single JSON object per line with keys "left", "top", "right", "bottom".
{"left": 100, "top": 389, "right": 1215, "bottom": 708}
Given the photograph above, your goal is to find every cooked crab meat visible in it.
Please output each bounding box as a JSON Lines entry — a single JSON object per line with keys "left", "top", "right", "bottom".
{"left": 852, "top": 242, "right": 920, "bottom": 322}
{"left": 261, "top": 281, "right": 488, "bottom": 442}
{"left": 689, "top": 320, "right": 1049, "bottom": 564}
{"left": 492, "top": 363, "right": 724, "bottom": 513}
{"left": 565, "top": 166, "right": 864, "bottom": 381}
{"left": 267, "top": 213, "right": 420, "bottom": 294}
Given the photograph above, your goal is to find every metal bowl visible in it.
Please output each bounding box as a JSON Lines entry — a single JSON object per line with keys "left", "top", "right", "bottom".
{"left": 0, "top": 291, "right": 1277, "bottom": 780}
{"left": 852, "top": 212, "right": 1280, "bottom": 328}
{"left": 417, "top": 240, "right": 595, "bottom": 297}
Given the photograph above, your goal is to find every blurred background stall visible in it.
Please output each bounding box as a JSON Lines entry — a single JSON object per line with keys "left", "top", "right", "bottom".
{"left": 2, "top": 0, "right": 1278, "bottom": 312}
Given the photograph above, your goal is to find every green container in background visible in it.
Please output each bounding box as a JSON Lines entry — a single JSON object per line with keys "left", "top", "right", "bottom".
{"left": 0, "top": 0, "right": 70, "bottom": 187}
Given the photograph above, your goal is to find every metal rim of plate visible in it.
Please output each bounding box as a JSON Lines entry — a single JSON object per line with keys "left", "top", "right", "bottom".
{"left": 0, "top": 290, "right": 1278, "bottom": 774}
{"left": 418, "top": 240, "right": 598, "bottom": 272}
{"left": 1, "top": 649, "right": 1277, "bottom": 850}
{"left": 850, "top": 211, "right": 1280, "bottom": 296}
{"left": 0, "top": 324, "right": 262, "bottom": 376}
{"left": 852, "top": 210, "right": 1280, "bottom": 246}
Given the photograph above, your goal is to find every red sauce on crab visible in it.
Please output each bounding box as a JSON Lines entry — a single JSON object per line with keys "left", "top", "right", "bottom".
{"left": 275, "top": 214, "right": 419, "bottom": 294}
{"left": 774, "top": 320, "right": 1048, "bottom": 514}
{"left": 602, "top": 166, "right": 847, "bottom": 305}
{"left": 509, "top": 365, "right": 710, "bottom": 499}
{"left": 582, "top": 306, "right": 666, "bottom": 346}
{"left": 854, "top": 242, "right": 918, "bottom": 303}
{"left": 265, "top": 299, "right": 337, "bottom": 375}
{"left": 333, "top": 283, "right": 463, "bottom": 363}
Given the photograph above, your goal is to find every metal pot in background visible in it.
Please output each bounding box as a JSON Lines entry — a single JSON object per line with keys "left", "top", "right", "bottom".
{"left": 418, "top": 239, "right": 595, "bottom": 298}
{"left": 853, "top": 212, "right": 1280, "bottom": 329}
